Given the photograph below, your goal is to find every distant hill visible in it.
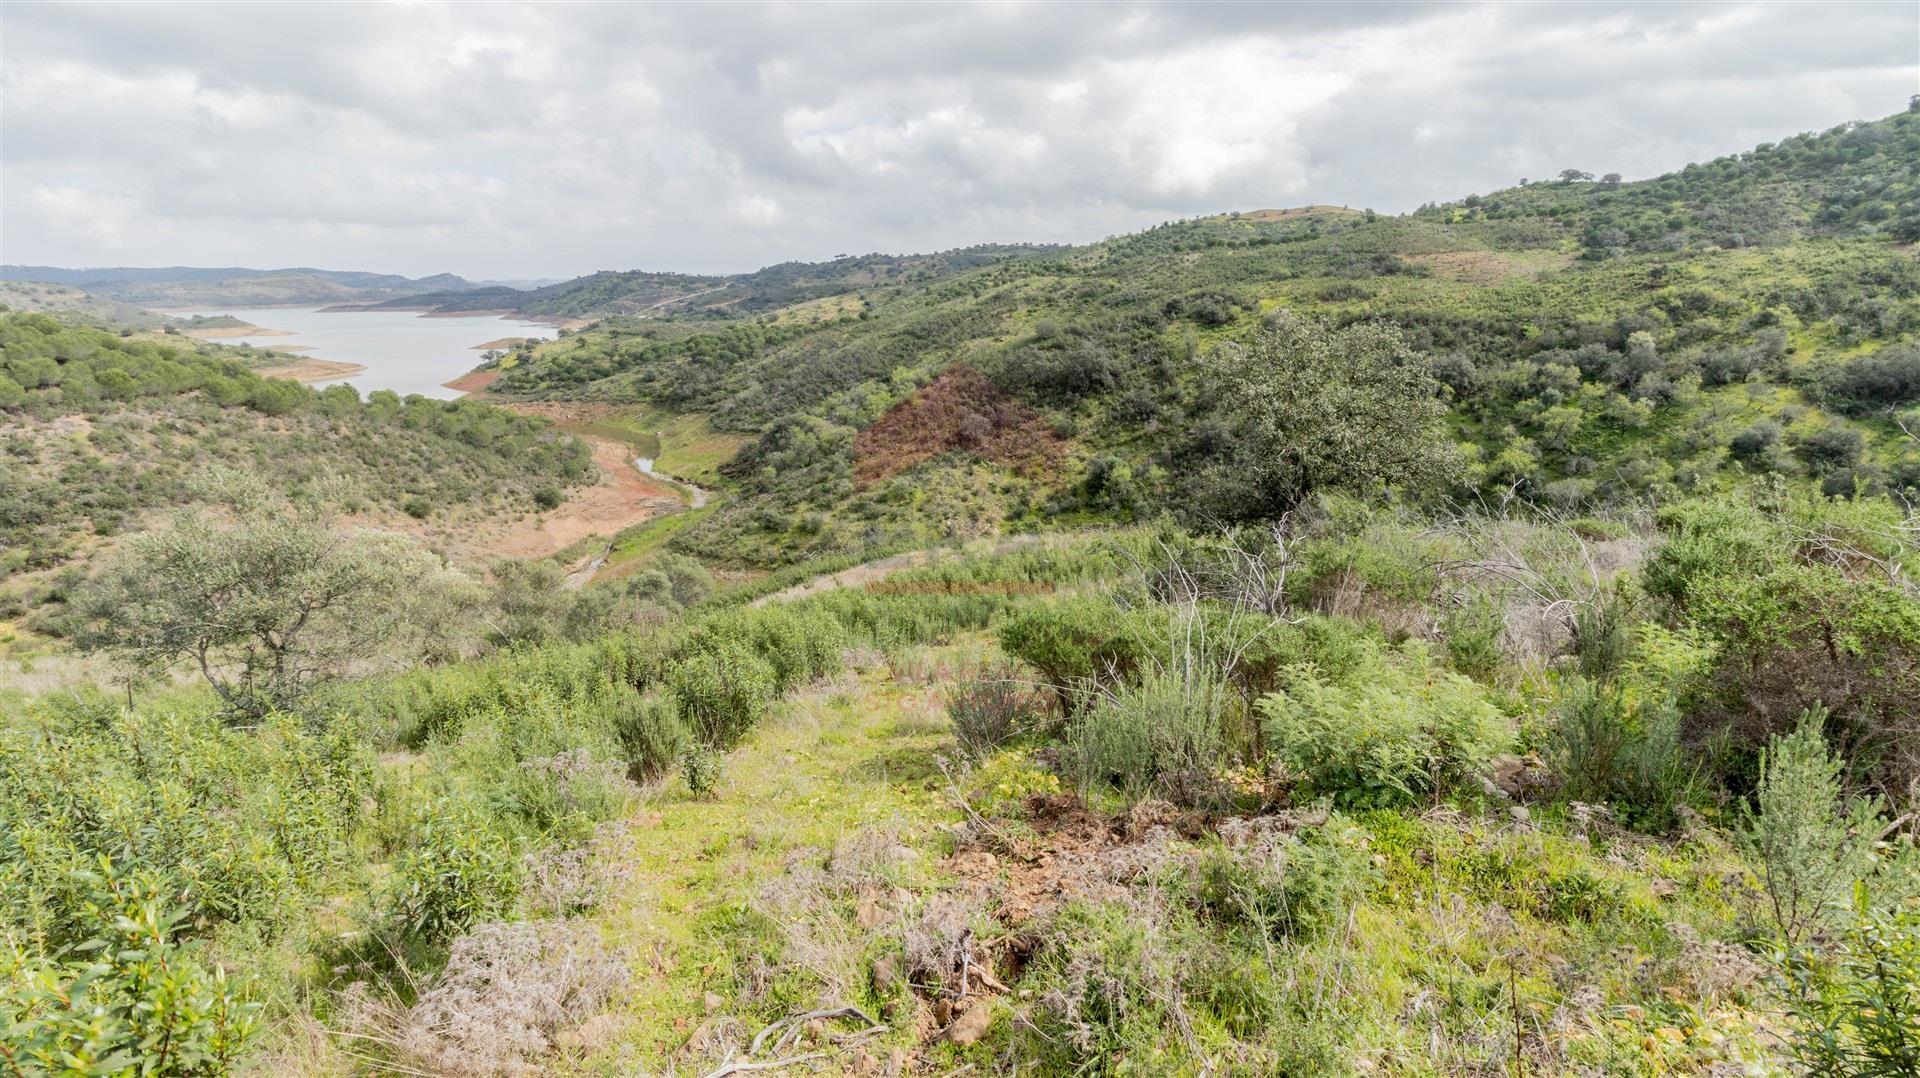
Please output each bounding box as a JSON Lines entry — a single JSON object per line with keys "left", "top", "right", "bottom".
{"left": 470, "top": 104, "right": 1920, "bottom": 567}
{"left": 0, "top": 265, "right": 481, "bottom": 307}
{"left": 0, "top": 280, "right": 165, "bottom": 330}
{"left": 382, "top": 245, "right": 1065, "bottom": 320}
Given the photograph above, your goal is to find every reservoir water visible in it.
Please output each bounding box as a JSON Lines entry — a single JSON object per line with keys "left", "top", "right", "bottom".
{"left": 175, "top": 306, "right": 559, "bottom": 399}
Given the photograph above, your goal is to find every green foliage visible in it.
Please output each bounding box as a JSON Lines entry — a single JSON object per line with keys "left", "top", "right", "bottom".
{"left": 1199, "top": 311, "right": 1460, "bottom": 520}
{"left": 611, "top": 690, "right": 690, "bottom": 783}
{"left": 1186, "top": 815, "right": 1379, "bottom": 939}
{"left": 1546, "top": 679, "right": 1696, "bottom": 829}
{"left": 0, "top": 867, "right": 258, "bottom": 1076}
{"left": 1740, "top": 708, "right": 1885, "bottom": 946}
{"left": 680, "top": 743, "right": 724, "bottom": 799}
{"left": 667, "top": 641, "right": 778, "bottom": 747}
{"left": 0, "top": 703, "right": 372, "bottom": 949}
{"left": 1440, "top": 589, "right": 1505, "bottom": 680}
{"left": 996, "top": 598, "right": 1149, "bottom": 707}
{"left": 1779, "top": 894, "right": 1920, "bottom": 1076}
{"left": 1063, "top": 673, "right": 1240, "bottom": 808}
{"left": 385, "top": 799, "right": 520, "bottom": 945}
{"left": 1259, "top": 642, "right": 1511, "bottom": 809}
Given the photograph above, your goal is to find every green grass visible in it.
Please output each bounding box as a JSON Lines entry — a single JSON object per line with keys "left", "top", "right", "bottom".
{"left": 574, "top": 653, "right": 961, "bottom": 1071}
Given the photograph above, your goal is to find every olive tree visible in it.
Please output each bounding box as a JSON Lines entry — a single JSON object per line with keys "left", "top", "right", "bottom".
{"left": 75, "top": 473, "right": 480, "bottom": 719}
{"left": 1198, "top": 311, "right": 1460, "bottom": 521}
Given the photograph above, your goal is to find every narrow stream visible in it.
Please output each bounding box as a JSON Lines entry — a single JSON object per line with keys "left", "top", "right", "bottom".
{"left": 635, "top": 456, "right": 710, "bottom": 508}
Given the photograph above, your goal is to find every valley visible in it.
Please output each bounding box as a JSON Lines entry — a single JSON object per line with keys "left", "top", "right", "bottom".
{"left": 4, "top": 100, "right": 1919, "bottom": 1077}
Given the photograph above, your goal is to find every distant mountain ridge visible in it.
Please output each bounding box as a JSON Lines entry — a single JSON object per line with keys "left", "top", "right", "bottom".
{"left": 373, "top": 244, "right": 1066, "bottom": 320}
{"left": 0, "top": 265, "right": 480, "bottom": 307}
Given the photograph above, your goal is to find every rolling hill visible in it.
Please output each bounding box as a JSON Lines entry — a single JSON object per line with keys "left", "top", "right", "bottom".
{"left": 0, "top": 265, "right": 482, "bottom": 307}
{"left": 461, "top": 104, "right": 1920, "bottom": 567}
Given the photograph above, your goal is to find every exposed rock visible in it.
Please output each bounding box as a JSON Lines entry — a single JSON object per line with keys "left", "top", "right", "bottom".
{"left": 944, "top": 1002, "right": 994, "bottom": 1046}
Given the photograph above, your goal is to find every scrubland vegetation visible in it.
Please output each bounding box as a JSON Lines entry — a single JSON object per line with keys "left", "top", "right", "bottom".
{"left": 5, "top": 105, "right": 1920, "bottom": 1075}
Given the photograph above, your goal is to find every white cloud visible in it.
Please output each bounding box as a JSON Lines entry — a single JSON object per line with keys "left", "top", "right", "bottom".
{"left": 0, "top": 1, "right": 1912, "bottom": 278}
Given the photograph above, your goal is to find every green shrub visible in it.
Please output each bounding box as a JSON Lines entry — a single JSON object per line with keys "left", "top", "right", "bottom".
{"left": 402, "top": 494, "right": 432, "bottom": 520}
{"left": 945, "top": 664, "right": 1042, "bottom": 760}
{"left": 498, "top": 748, "right": 633, "bottom": 843}
{"left": 1063, "top": 673, "right": 1239, "bottom": 808}
{"left": 1642, "top": 498, "right": 1781, "bottom": 610}
{"left": 0, "top": 868, "right": 258, "bottom": 1075}
{"left": 0, "top": 704, "right": 369, "bottom": 949}
{"left": 1440, "top": 589, "right": 1505, "bottom": 680}
{"left": 611, "top": 690, "right": 689, "bottom": 782}
{"left": 681, "top": 744, "right": 724, "bottom": 798}
{"left": 667, "top": 642, "right": 777, "bottom": 747}
{"left": 997, "top": 598, "right": 1149, "bottom": 708}
{"left": 687, "top": 606, "right": 846, "bottom": 694}
{"left": 1779, "top": 897, "right": 1920, "bottom": 1075}
{"left": 1259, "top": 642, "right": 1511, "bottom": 809}
{"left": 1547, "top": 679, "right": 1696, "bottom": 829}
{"left": 1690, "top": 563, "right": 1920, "bottom": 796}
{"left": 1572, "top": 580, "right": 1640, "bottom": 681}
{"left": 1186, "top": 815, "right": 1378, "bottom": 939}
{"left": 1740, "top": 708, "right": 1884, "bottom": 946}
{"left": 385, "top": 801, "right": 519, "bottom": 945}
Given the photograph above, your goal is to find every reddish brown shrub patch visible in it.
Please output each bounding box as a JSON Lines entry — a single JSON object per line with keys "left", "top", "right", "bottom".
{"left": 852, "top": 364, "right": 1065, "bottom": 487}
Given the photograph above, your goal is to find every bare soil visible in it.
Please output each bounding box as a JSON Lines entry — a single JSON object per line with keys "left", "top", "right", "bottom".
{"left": 257, "top": 357, "right": 368, "bottom": 382}
{"left": 488, "top": 434, "right": 681, "bottom": 558}
{"left": 443, "top": 369, "right": 501, "bottom": 395}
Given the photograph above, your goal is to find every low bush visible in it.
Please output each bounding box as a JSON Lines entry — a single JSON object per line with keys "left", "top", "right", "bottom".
{"left": 1063, "top": 673, "right": 1240, "bottom": 808}
{"left": 945, "top": 664, "right": 1042, "bottom": 760}
{"left": 1187, "top": 815, "right": 1378, "bottom": 939}
{"left": 1259, "top": 642, "right": 1511, "bottom": 809}
{"left": 0, "top": 868, "right": 259, "bottom": 1074}
{"left": 609, "top": 689, "right": 689, "bottom": 782}
{"left": 1690, "top": 563, "right": 1920, "bottom": 797}
{"left": 997, "top": 598, "right": 1150, "bottom": 708}
{"left": 1779, "top": 901, "right": 1920, "bottom": 1075}
{"left": 385, "top": 800, "right": 520, "bottom": 946}
{"left": 1440, "top": 588, "right": 1505, "bottom": 680}
{"left": 1547, "top": 679, "right": 1697, "bottom": 829}
{"left": 667, "top": 642, "right": 778, "bottom": 747}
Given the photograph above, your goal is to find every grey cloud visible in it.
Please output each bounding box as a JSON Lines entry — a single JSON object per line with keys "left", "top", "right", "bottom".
{"left": 1, "top": 0, "right": 1913, "bottom": 278}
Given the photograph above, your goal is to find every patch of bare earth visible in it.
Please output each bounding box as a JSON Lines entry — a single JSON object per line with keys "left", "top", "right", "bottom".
{"left": 483, "top": 433, "right": 679, "bottom": 560}
{"left": 257, "top": 357, "right": 367, "bottom": 383}
{"left": 444, "top": 368, "right": 501, "bottom": 395}
{"left": 1239, "top": 205, "right": 1363, "bottom": 221}
{"left": 852, "top": 364, "right": 1065, "bottom": 488}
{"left": 1405, "top": 249, "right": 1574, "bottom": 285}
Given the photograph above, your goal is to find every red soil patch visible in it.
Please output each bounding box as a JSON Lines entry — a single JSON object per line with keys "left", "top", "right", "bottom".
{"left": 443, "top": 369, "right": 501, "bottom": 395}
{"left": 852, "top": 364, "right": 1065, "bottom": 487}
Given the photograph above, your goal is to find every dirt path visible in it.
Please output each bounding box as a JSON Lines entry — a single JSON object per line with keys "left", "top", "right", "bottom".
{"left": 490, "top": 434, "right": 683, "bottom": 558}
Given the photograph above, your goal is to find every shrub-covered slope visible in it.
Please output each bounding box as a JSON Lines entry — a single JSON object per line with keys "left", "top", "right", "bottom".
{"left": 0, "top": 312, "right": 591, "bottom": 612}
{"left": 468, "top": 105, "right": 1920, "bottom": 567}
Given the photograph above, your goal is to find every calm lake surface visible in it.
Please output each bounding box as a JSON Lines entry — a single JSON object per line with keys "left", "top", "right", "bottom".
{"left": 175, "top": 306, "right": 559, "bottom": 399}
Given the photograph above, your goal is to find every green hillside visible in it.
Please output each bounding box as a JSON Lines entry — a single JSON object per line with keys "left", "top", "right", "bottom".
{"left": 472, "top": 106, "right": 1920, "bottom": 567}
{"left": 5, "top": 106, "right": 1920, "bottom": 1077}
{"left": 0, "top": 313, "right": 592, "bottom": 625}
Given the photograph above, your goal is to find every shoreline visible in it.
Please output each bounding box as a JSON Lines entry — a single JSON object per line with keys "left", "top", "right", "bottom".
{"left": 257, "top": 357, "right": 368, "bottom": 383}
{"left": 443, "top": 369, "right": 500, "bottom": 395}
{"left": 182, "top": 324, "right": 294, "bottom": 339}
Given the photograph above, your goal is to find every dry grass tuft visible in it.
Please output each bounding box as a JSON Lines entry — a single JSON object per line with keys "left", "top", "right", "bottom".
{"left": 342, "top": 920, "right": 627, "bottom": 1076}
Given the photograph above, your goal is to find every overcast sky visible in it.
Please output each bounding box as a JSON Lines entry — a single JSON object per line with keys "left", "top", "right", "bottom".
{"left": 3, "top": 1, "right": 1915, "bottom": 280}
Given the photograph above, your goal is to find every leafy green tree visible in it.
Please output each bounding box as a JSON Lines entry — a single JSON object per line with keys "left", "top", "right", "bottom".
{"left": 74, "top": 472, "right": 469, "bottom": 720}
{"left": 1202, "top": 311, "right": 1460, "bottom": 520}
